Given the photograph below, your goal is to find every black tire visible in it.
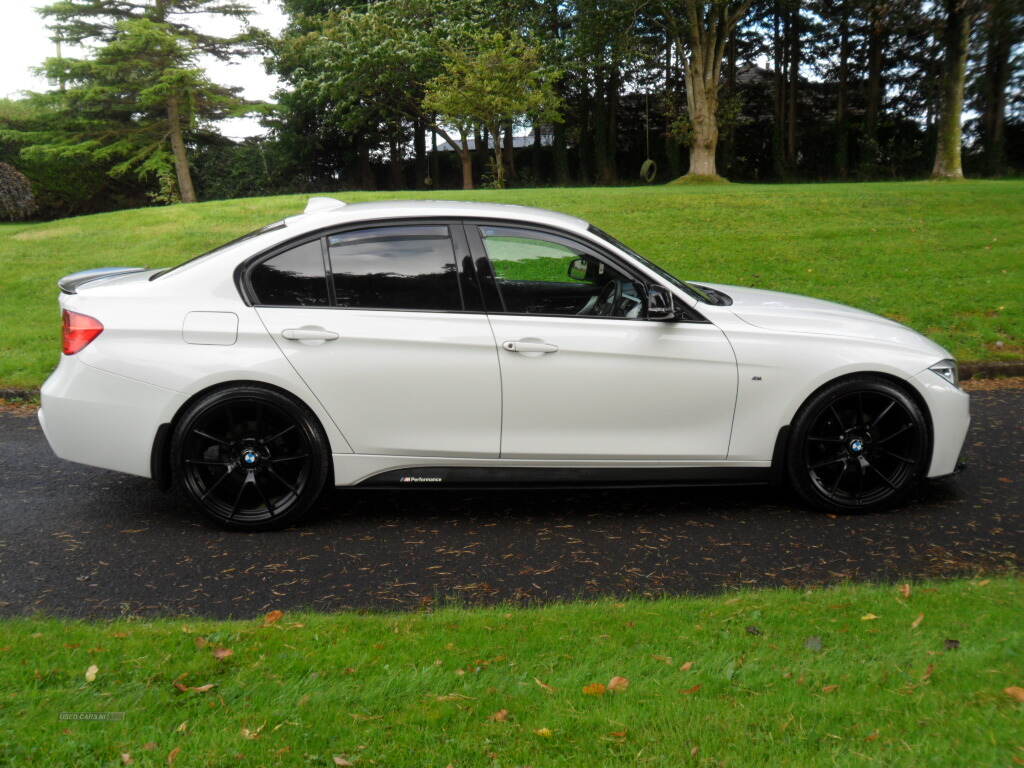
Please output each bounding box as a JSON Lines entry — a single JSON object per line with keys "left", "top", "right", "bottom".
{"left": 170, "top": 385, "right": 330, "bottom": 531}
{"left": 786, "top": 376, "right": 929, "bottom": 515}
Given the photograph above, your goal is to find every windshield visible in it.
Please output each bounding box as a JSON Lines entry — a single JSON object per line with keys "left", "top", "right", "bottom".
{"left": 587, "top": 225, "right": 716, "bottom": 304}
{"left": 151, "top": 220, "right": 287, "bottom": 280}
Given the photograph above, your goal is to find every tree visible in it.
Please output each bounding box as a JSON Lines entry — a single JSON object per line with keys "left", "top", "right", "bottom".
{"left": 931, "top": 0, "right": 980, "bottom": 178}
{"left": 423, "top": 32, "right": 564, "bottom": 188}
{"left": 31, "top": 0, "right": 260, "bottom": 202}
{"left": 975, "top": 0, "right": 1023, "bottom": 175}
{"left": 0, "top": 163, "right": 37, "bottom": 221}
{"left": 663, "top": 0, "right": 755, "bottom": 179}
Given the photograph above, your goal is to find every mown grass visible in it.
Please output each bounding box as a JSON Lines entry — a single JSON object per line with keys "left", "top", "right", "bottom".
{"left": 1, "top": 577, "right": 1021, "bottom": 767}
{"left": 1, "top": 180, "right": 1021, "bottom": 390}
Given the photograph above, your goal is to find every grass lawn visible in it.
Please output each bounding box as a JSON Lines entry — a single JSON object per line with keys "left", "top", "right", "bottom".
{"left": 1, "top": 577, "right": 1021, "bottom": 766}
{"left": 0, "top": 180, "right": 1021, "bottom": 390}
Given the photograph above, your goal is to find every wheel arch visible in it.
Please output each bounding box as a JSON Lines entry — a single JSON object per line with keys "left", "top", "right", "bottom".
{"left": 150, "top": 379, "right": 334, "bottom": 492}
{"left": 770, "top": 370, "right": 934, "bottom": 479}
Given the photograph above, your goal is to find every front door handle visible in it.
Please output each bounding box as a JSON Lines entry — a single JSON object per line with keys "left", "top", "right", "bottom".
{"left": 282, "top": 327, "right": 339, "bottom": 342}
{"left": 502, "top": 339, "right": 559, "bottom": 354}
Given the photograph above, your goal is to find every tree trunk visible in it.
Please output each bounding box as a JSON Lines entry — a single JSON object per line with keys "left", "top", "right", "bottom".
{"left": 413, "top": 118, "right": 426, "bottom": 189}
{"left": 786, "top": 1, "right": 800, "bottom": 169}
{"left": 388, "top": 138, "right": 403, "bottom": 189}
{"left": 491, "top": 125, "right": 505, "bottom": 188}
{"left": 861, "top": 7, "right": 885, "bottom": 175}
{"left": 503, "top": 123, "right": 516, "bottom": 182}
{"left": 688, "top": 96, "right": 719, "bottom": 176}
{"left": 358, "top": 140, "right": 374, "bottom": 190}
{"left": 474, "top": 126, "right": 488, "bottom": 185}
{"left": 552, "top": 120, "right": 569, "bottom": 184}
{"left": 772, "top": 2, "right": 787, "bottom": 178}
{"left": 532, "top": 123, "right": 544, "bottom": 183}
{"left": 166, "top": 94, "right": 197, "bottom": 203}
{"left": 931, "top": 0, "right": 974, "bottom": 179}
{"left": 835, "top": 5, "right": 850, "bottom": 179}
{"left": 459, "top": 149, "right": 474, "bottom": 190}
{"left": 980, "top": 0, "right": 1012, "bottom": 176}
{"left": 429, "top": 124, "right": 440, "bottom": 188}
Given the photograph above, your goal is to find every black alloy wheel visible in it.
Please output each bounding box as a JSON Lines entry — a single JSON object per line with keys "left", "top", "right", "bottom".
{"left": 786, "top": 376, "right": 928, "bottom": 514}
{"left": 171, "top": 385, "right": 330, "bottom": 530}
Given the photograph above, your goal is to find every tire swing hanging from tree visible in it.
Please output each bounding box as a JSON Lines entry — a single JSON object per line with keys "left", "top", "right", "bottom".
{"left": 639, "top": 93, "right": 657, "bottom": 183}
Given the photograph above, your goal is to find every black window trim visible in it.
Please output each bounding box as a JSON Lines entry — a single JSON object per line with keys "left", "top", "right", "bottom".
{"left": 235, "top": 218, "right": 484, "bottom": 315}
{"left": 463, "top": 218, "right": 709, "bottom": 324}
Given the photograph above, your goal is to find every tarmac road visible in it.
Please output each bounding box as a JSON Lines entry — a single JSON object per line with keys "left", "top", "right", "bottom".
{"left": 0, "top": 389, "right": 1019, "bottom": 619}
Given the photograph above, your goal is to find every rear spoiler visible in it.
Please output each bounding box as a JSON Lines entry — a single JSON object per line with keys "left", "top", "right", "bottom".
{"left": 58, "top": 267, "right": 146, "bottom": 295}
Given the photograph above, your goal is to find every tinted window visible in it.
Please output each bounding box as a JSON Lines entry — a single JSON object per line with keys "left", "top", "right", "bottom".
{"left": 328, "top": 225, "right": 461, "bottom": 311}
{"left": 250, "top": 239, "right": 328, "bottom": 306}
{"left": 480, "top": 226, "right": 643, "bottom": 319}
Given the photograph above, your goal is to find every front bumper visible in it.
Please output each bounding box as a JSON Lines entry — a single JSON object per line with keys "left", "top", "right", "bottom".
{"left": 909, "top": 369, "right": 970, "bottom": 478}
{"left": 39, "top": 355, "right": 185, "bottom": 478}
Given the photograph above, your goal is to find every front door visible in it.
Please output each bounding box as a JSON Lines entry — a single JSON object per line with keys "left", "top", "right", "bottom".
{"left": 470, "top": 223, "right": 737, "bottom": 460}
{"left": 252, "top": 223, "right": 500, "bottom": 458}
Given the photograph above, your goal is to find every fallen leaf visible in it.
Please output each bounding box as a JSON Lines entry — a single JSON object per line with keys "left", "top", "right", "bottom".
{"left": 911, "top": 613, "right": 925, "bottom": 629}
{"left": 488, "top": 709, "right": 510, "bottom": 722}
{"left": 679, "top": 684, "right": 702, "bottom": 695}
{"left": 1004, "top": 686, "right": 1024, "bottom": 703}
{"left": 534, "top": 727, "right": 553, "bottom": 737}
{"left": 174, "top": 682, "right": 216, "bottom": 693}
{"left": 608, "top": 676, "right": 630, "bottom": 692}
{"left": 582, "top": 683, "right": 607, "bottom": 696}
{"left": 241, "top": 723, "right": 265, "bottom": 740}
{"left": 865, "top": 730, "right": 880, "bottom": 742}
{"left": 608, "top": 730, "right": 627, "bottom": 741}
{"left": 121, "top": 754, "right": 134, "bottom": 765}
{"left": 680, "top": 661, "right": 694, "bottom": 671}
{"left": 746, "top": 625, "right": 763, "bottom": 635}
{"left": 900, "top": 584, "right": 911, "bottom": 599}
{"left": 652, "top": 654, "right": 673, "bottom": 664}
{"left": 534, "top": 677, "right": 556, "bottom": 693}
{"left": 690, "top": 746, "right": 700, "bottom": 757}
{"left": 143, "top": 743, "right": 157, "bottom": 751}
{"left": 263, "top": 610, "right": 284, "bottom": 626}
{"left": 332, "top": 758, "right": 353, "bottom": 767}
{"left": 175, "top": 722, "right": 188, "bottom": 733}
{"left": 213, "top": 648, "right": 234, "bottom": 660}
{"left": 822, "top": 684, "right": 839, "bottom": 693}
{"left": 945, "top": 639, "right": 960, "bottom": 651}
{"left": 976, "top": 579, "right": 991, "bottom": 587}
{"left": 85, "top": 664, "right": 99, "bottom": 682}
{"left": 194, "top": 636, "right": 208, "bottom": 649}
{"left": 804, "top": 636, "right": 823, "bottom": 652}
{"left": 861, "top": 613, "right": 879, "bottom": 621}
{"left": 167, "top": 747, "right": 180, "bottom": 766}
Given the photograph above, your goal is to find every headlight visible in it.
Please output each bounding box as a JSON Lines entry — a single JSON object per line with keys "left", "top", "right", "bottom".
{"left": 929, "top": 359, "right": 959, "bottom": 388}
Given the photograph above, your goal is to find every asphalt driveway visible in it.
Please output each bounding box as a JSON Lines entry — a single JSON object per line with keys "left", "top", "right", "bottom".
{"left": 0, "top": 388, "right": 1019, "bottom": 619}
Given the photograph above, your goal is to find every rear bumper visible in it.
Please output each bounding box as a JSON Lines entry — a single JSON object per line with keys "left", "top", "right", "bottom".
{"left": 909, "top": 370, "right": 970, "bottom": 478}
{"left": 39, "top": 355, "right": 185, "bottom": 478}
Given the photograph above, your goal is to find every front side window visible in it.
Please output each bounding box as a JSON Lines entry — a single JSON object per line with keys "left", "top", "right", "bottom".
{"left": 328, "top": 225, "right": 462, "bottom": 312}
{"left": 250, "top": 239, "right": 328, "bottom": 306}
{"left": 480, "top": 226, "right": 644, "bottom": 318}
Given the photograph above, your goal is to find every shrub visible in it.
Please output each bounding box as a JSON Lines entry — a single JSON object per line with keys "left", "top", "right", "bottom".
{"left": 0, "top": 162, "right": 36, "bottom": 221}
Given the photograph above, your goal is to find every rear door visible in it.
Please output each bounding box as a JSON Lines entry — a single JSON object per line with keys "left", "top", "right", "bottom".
{"left": 469, "top": 222, "right": 738, "bottom": 460}
{"left": 252, "top": 222, "right": 501, "bottom": 458}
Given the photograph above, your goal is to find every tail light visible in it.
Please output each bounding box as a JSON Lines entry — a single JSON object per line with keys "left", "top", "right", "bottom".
{"left": 62, "top": 309, "right": 104, "bottom": 355}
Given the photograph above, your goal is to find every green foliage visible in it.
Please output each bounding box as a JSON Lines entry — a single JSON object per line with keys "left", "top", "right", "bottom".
{"left": 0, "top": 163, "right": 37, "bottom": 221}
{"left": 424, "top": 30, "right": 563, "bottom": 187}
{"left": 11, "top": 1, "right": 261, "bottom": 203}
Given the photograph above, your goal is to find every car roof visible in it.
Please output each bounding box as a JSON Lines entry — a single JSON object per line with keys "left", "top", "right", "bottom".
{"left": 286, "top": 198, "right": 591, "bottom": 236}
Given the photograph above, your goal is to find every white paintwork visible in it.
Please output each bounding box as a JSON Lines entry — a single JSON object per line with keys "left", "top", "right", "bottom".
{"left": 39, "top": 198, "right": 969, "bottom": 484}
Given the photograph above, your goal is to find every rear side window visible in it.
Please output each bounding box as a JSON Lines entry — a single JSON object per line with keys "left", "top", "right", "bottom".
{"left": 250, "top": 240, "right": 328, "bottom": 306}
{"left": 327, "top": 225, "right": 461, "bottom": 311}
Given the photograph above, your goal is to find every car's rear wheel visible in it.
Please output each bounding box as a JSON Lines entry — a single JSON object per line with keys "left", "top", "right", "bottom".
{"left": 786, "top": 376, "right": 929, "bottom": 515}
{"left": 171, "top": 385, "right": 330, "bottom": 531}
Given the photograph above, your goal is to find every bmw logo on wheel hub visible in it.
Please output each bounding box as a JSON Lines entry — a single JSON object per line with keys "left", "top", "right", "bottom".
{"left": 241, "top": 449, "right": 259, "bottom": 466}
{"left": 849, "top": 438, "right": 864, "bottom": 454}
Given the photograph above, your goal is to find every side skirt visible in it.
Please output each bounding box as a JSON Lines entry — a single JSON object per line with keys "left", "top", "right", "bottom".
{"left": 357, "top": 465, "right": 771, "bottom": 490}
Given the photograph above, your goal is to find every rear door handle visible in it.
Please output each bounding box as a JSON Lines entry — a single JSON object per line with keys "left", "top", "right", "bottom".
{"left": 502, "top": 339, "right": 559, "bottom": 354}
{"left": 282, "top": 327, "right": 339, "bottom": 342}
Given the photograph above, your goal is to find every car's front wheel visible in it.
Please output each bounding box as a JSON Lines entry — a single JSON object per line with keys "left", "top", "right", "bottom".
{"left": 786, "top": 376, "right": 929, "bottom": 515}
{"left": 171, "top": 385, "right": 330, "bottom": 531}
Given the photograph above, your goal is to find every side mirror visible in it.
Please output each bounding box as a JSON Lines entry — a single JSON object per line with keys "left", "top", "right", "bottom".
{"left": 646, "top": 285, "right": 678, "bottom": 321}
{"left": 567, "top": 257, "right": 589, "bottom": 282}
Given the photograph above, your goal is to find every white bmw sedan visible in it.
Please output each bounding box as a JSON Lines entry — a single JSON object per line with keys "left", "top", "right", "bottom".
{"left": 39, "top": 198, "right": 969, "bottom": 530}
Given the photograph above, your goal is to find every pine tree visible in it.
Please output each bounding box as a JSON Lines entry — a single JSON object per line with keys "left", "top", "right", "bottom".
{"left": 29, "top": 0, "right": 260, "bottom": 203}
